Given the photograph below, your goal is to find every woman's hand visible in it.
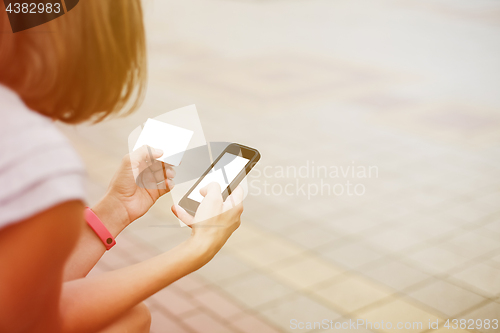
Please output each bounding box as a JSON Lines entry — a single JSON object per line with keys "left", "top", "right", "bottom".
{"left": 171, "top": 182, "right": 244, "bottom": 260}
{"left": 93, "top": 146, "right": 175, "bottom": 232}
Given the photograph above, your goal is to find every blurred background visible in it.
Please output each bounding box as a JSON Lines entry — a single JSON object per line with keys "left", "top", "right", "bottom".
{"left": 59, "top": 0, "right": 500, "bottom": 332}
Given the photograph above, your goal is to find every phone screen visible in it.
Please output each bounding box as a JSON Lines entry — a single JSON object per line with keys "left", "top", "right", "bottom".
{"left": 187, "top": 153, "right": 250, "bottom": 202}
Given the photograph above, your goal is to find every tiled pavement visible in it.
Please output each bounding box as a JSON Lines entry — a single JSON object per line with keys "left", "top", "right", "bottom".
{"left": 62, "top": 0, "right": 500, "bottom": 332}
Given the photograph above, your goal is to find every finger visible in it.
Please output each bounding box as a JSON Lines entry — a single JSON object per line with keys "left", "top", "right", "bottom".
{"left": 139, "top": 168, "right": 160, "bottom": 190}
{"left": 149, "top": 160, "right": 164, "bottom": 172}
{"left": 223, "top": 186, "right": 244, "bottom": 211}
{"left": 155, "top": 178, "right": 174, "bottom": 197}
{"left": 200, "top": 182, "right": 221, "bottom": 197}
{"left": 158, "top": 165, "right": 175, "bottom": 179}
{"left": 172, "top": 204, "right": 194, "bottom": 225}
{"left": 130, "top": 145, "right": 163, "bottom": 177}
{"left": 152, "top": 174, "right": 174, "bottom": 191}
{"left": 194, "top": 182, "right": 223, "bottom": 222}
{"left": 153, "top": 169, "right": 165, "bottom": 184}
{"left": 130, "top": 146, "right": 162, "bottom": 178}
{"left": 138, "top": 145, "right": 164, "bottom": 161}
{"left": 199, "top": 182, "right": 223, "bottom": 203}
{"left": 151, "top": 169, "right": 174, "bottom": 190}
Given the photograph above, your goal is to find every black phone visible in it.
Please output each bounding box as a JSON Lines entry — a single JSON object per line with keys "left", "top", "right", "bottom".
{"left": 179, "top": 143, "right": 260, "bottom": 215}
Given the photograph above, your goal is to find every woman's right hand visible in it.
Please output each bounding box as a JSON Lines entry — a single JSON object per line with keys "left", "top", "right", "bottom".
{"left": 171, "top": 182, "right": 244, "bottom": 259}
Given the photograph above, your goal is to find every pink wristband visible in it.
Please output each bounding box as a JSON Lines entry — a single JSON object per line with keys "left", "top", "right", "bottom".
{"left": 84, "top": 207, "right": 116, "bottom": 250}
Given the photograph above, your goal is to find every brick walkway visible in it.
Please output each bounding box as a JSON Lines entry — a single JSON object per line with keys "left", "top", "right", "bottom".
{"left": 61, "top": 1, "right": 500, "bottom": 332}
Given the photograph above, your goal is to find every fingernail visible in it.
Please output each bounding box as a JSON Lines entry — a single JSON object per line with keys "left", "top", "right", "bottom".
{"left": 155, "top": 148, "right": 163, "bottom": 155}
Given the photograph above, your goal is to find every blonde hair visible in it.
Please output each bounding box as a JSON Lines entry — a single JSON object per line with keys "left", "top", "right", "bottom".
{"left": 0, "top": 0, "right": 146, "bottom": 123}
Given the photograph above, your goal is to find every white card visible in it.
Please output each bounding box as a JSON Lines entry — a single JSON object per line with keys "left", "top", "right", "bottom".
{"left": 133, "top": 118, "right": 194, "bottom": 166}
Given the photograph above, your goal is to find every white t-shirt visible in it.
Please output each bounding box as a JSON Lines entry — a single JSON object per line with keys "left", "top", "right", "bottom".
{"left": 0, "top": 85, "right": 87, "bottom": 229}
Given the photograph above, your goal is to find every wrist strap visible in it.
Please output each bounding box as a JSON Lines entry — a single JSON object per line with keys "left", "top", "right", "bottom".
{"left": 84, "top": 207, "right": 116, "bottom": 250}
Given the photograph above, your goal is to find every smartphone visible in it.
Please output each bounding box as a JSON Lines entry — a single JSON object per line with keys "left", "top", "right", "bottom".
{"left": 179, "top": 143, "right": 260, "bottom": 215}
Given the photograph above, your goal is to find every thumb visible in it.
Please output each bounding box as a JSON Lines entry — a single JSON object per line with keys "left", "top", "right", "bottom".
{"left": 130, "top": 145, "right": 163, "bottom": 177}
{"left": 199, "top": 182, "right": 222, "bottom": 200}
{"left": 194, "top": 182, "right": 223, "bottom": 222}
{"left": 171, "top": 204, "right": 194, "bottom": 226}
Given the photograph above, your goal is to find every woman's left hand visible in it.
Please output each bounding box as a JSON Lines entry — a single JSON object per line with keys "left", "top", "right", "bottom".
{"left": 93, "top": 145, "right": 175, "bottom": 232}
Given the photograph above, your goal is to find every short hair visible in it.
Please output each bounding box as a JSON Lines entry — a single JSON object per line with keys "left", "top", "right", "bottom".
{"left": 0, "top": 0, "right": 146, "bottom": 123}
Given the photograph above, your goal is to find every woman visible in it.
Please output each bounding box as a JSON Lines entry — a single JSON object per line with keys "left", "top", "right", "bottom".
{"left": 0, "top": 1, "right": 244, "bottom": 332}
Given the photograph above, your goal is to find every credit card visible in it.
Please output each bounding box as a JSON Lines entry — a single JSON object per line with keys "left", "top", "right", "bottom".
{"left": 133, "top": 118, "right": 194, "bottom": 166}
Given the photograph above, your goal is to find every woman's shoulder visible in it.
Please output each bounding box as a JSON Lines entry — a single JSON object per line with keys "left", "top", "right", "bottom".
{"left": 0, "top": 85, "right": 87, "bottom": 228}
{"left": 0, "top": 84, "right": 85, "bottom": 173}
{"left": 0, "top": 85, "right": 68, "bottom": 143}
